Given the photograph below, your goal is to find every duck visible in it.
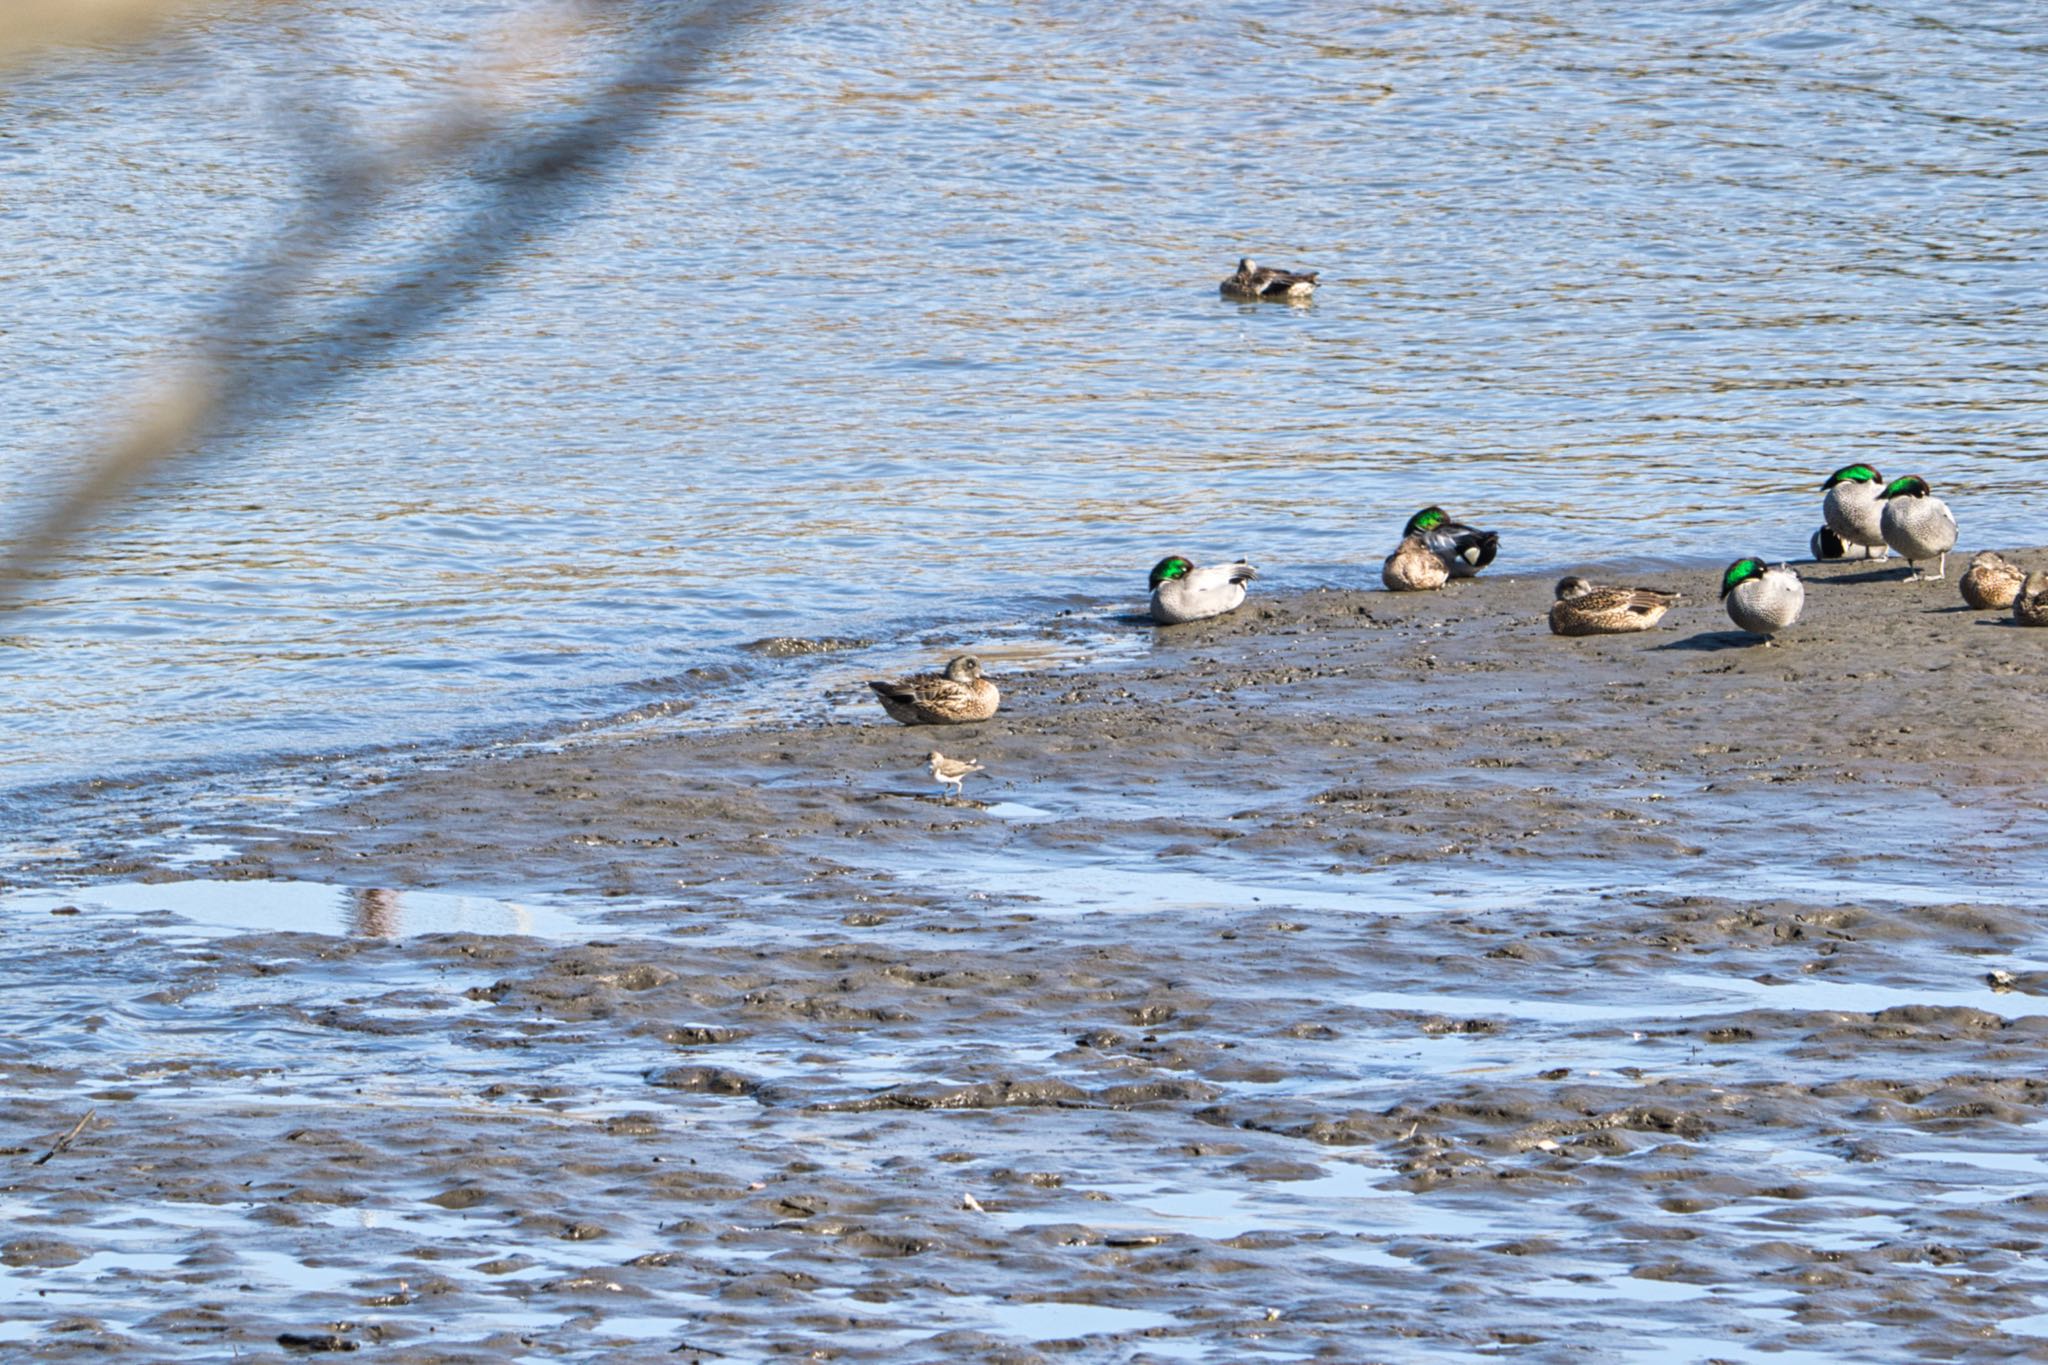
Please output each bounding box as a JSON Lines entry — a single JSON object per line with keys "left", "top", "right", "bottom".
{"left": 1810, "top": 526, "right": 1884, "bottom": 562}
{"left": 1877, "top": 476, "right": 1957, "bottom": 580}
{"left": 1382, "top": 534, "right": 1449, "bottom": 592}
{"left": 1720, "top": 558, "right": 1804, "bottom": 642}
{"left": 1405, "top": 506, "right": 1499, "bottom": 578}
{"left": 1548, "top": 576, "right": 1681, "bottom": 636}
{"left": 1220, "top": 257, "right": 1318, "bottom": 301}
{"left": 2015, "top": 573, "right": 2048, "bottom": 628}
{"left": 1149, "top": 556, "right": 1258, "bottom": 625}
{"left": 1960, "top": 551, "right": 2026, "bottom": 611}
{"left": 1820, "top": 464, "right": 1889, "bottom": 558}
{"left": 867, "top": 656, "right": 1000, "bottom": 725}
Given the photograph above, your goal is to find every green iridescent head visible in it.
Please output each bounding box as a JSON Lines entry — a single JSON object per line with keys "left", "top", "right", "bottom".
{"left": 1880, "top": 475, "right": 1929, "bottom": 500}
{"left": 1821, "top": 464, "right": 1881, "bottom": 491}
{"left": 1404, "top": 507, "right": 1449, "bottom": 536}
{"left": 1719, "top": 557, "right": 1767, "bottom": 600}
{"left": 1149, "top": 556, "right": 1193, "bottom": 589}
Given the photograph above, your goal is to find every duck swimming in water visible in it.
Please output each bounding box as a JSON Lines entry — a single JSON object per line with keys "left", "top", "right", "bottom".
{"left": 1219, "top": 257, "right": 1318, "bottom": 301}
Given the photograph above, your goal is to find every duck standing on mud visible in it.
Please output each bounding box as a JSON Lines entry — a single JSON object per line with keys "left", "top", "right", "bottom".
{"left": 1877, "top": 476, "right": 1958, "bottom": 580}
{"left": 1720, "top": 558, "right": 1805, "bottom": 643}
{"left": 1149, "top": 556, "right": 1258, "bottom": 624}
{"left": 1820, "top": 464, "right": 1890, "bottom": 560}
{"left": 1548, "top": 577, "right": 1681, "bottom": 636}
{"left": 867, "top": 656, "right": 1000, "bottom": 725}
{"left": 1219, "top": 256, "right": 1318, "bottom": 301}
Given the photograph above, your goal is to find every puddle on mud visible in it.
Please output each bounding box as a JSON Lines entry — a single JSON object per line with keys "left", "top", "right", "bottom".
{"left": 3, "top": 879, "right": 584, "bottom": 940}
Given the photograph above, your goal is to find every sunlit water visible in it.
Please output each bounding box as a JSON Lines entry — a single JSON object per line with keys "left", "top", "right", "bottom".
{"left": 0, "top": 0, "right": 2042, "bottom": 803}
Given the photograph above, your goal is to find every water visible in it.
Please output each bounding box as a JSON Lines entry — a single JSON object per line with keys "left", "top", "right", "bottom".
{"left": 0, "top": 0, "right": 2040, "bottom": 802}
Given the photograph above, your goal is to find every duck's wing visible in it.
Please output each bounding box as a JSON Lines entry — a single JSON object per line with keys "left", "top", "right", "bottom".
{"left": 1184, "top": 562, "right": 1255, "bottom": 595}
{"left": 1254, "top": 268, "right": 1317, "bottom": 294}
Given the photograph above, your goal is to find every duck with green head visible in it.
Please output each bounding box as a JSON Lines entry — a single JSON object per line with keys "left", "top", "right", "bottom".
{"left": 1720, "top": 557, "right": 1804, "bottom": 642}
{"left": 1877, "top": 475, "right": 1957, "bottom": 580}
{"left": 1404, "top": 506, "right": 1499, "bottom": 578}
{"left": 1148, "top": 555, "right": 1258, "bottom": 625}
{"left": 1819, "top": 464, "right": 1889, "bottom": 558}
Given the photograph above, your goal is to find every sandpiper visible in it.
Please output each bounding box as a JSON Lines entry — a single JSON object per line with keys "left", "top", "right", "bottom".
{"left": 926, "top": 751, "right": 985, "bottom": 800}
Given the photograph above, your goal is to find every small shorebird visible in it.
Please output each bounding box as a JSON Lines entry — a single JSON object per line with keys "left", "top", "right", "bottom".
{"left": 1877, "top": 476, "right": 1957, "bottom": 580}
{"left": 867, "top": 656, "right": 1000, "bottom": 726}
{"left": 1960, "top": 551, "right": 2026, "bottom": 611}
{"left": 1405, "top": 506, "right": 1499, "bottom": 578}
{"left": 1219, "top": 256, "right": 1317, "bottom": 301}
{"left": 1810, "top": 526, "right": 1884, "bottom": 562}
{"left": 1548, "top": 576, "right": 1681, "bottom": 636}
{"left": 1381, "top": 533, "right": 1449, "bottom": 592}
{"left": 2014, "top": 572, "right": 2048, "bottom": 627}
{"left": 1820, "top": 464, "right": 1889, "bottom": 559}
{"left": 1720, "top": 558, "right": 1804, "bottom": 642}
{"left": 1149, "top": 555, "right": 1258, "bottom": 624}
{"left": 926, "top": 750, "right": 985, "bottom": 800}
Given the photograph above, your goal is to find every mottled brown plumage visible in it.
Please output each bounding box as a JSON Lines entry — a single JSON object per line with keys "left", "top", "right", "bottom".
{"left": 2014, "top": 573, "right": 2048, "bottom": 628}
{"left": 1381, "top": 534, "right": 1449, "bottom": 592}
{"left": 1547, "top": 576, "right": 1681, "bottom": 636}
{"left": 1960, "top": 551, "right": 2025, "bottom": 611}
{"left": 867, "top": 656, "right": 1000, "bottom": 725}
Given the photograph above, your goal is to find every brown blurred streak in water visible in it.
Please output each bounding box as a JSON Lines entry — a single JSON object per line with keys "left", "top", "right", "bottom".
{"left": 0, "top": 0, "right": 757, "bottom": 601}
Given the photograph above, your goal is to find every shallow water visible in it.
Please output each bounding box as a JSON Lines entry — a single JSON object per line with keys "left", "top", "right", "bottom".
{"left": 2, "top": 0, "right": 2044, "bottom": 799}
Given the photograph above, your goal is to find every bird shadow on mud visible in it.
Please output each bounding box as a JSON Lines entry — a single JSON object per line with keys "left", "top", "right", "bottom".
{"left": 1824, "top": 566, "right": 1919, "bottom": 585}
{"left": 1652, "top": 630, "right": 1771, "bottom": 652}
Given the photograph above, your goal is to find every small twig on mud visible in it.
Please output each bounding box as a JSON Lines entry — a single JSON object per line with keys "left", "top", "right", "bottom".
{"left": 670, "top": 1343, "right": 728, "bottom": 1359}
{"left": 32, "top": 1108, "right": 95, "bottom": 1165}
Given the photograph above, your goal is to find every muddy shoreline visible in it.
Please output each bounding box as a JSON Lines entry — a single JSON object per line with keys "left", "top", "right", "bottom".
{"left": 8, "top": 555, "right": 2048, "bottom": 1361}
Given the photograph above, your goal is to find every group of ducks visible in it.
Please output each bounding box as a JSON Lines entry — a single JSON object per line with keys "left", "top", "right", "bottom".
{"left": 867, "top": 259, "right": 2044, "bottom": 796}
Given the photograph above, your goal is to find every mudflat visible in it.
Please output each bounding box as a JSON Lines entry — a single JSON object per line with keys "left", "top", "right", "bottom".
{"left": 9, "top": 555, "right": 2048, "bottom": 1361}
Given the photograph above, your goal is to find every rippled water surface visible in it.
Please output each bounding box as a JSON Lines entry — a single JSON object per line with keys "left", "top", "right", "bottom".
{"left": 1, "top": 0, "right": 2042, "bottom": 793}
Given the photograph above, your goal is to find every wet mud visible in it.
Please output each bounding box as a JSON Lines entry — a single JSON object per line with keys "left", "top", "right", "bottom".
{"left": 7, "top": 557, "right": 2048, "bottom": 1361}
